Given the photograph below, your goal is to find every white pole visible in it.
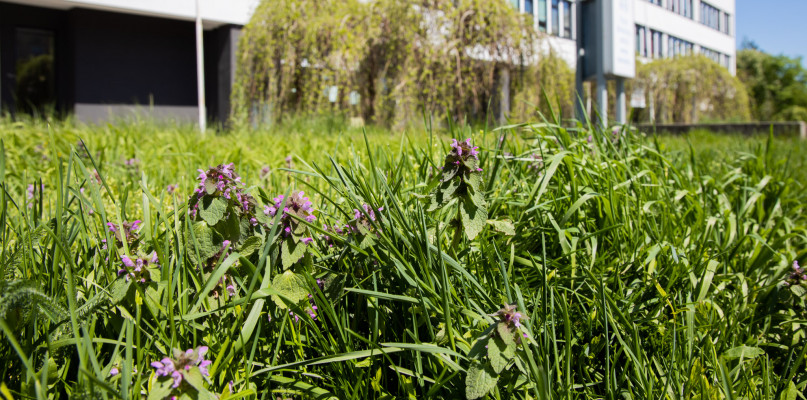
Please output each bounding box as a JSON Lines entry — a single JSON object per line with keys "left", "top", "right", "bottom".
{"left": 597, "top": 72, "right": 608, "bottom": 127}
{"left": 195, "top": 0, "right": 206, "bottom": 133}
{"left": 616, "top": 78, "right": 626, "bottom": 124}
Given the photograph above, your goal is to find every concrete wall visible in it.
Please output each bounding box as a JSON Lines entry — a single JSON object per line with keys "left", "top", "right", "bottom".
{"left": 637, "top": 122, "right": 807, "bottom": 139}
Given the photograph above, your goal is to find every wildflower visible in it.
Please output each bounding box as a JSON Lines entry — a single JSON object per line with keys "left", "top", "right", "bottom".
{"left": 107, "top": 220, "right": 141, "bottom": 247}
{"left": 263, "top": 191, "right": 316, "bottom": 236}
{"left": 490, "top": 304, "right": 527, "bottom": 329}
{"left": 167, "top": 184, "right": 178, "bottom": 194}
{"left": 527, "top": 153, "right": 543, "bottom": 171}
{"left": 285, "top": 156, "right": 293, "bottom": 169}
{"left": 352, "top": 204, "right": 384, "bottom": 234}
{"left": 124, "top": 158, "right": 140, "bottom": 175}
{"left": 260, "top": 165, "right": 271, "bottom": 179}
{"left": 118, "top": 252, "right": 159, "bottom": 283}
{"left": 26, "top": 184, "right": 43, "bottom": 208}
{"left": 150, "top": 346, "right": 211, "bottom": 389}
{"left": 109, "top": 367, "right": 119, "bottom": 376}
{"left": 189, "top": 163, "right": 257, "bottom": 222}
{"left": 450, "top": 138, "right": 480, "bottom": 160}
{"left": 785, "top": 261, "right": 807, "bottom": 286}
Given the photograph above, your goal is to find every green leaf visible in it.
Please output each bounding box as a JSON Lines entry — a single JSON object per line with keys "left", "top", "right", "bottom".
{"left": 486, "top": 220, "right": 515, "bottom": 236}
{"left": 185, "top": 221, "right": 222, "bottom": 263}
{"left": 487, "top": 336, "right": 509, "bottom": 374}
{"left": 200, "top": 197, "right": 227, "bottom": 226}
{"left": 109, "top": 278, "right": 131, "bottom": 304}
{"left": 464, "top": 171, "right": 483, "bottom": 191}
{"left": 790, "top": 284, "right": 806, "bottom": 297}
{"left": 724, "top": 346, "right": 765, "bottom": 360}
{"left": 147, "top": 375, "right": 174, "bottom": 400}
{"left": 428, "top": 179, "right": 460, "bottom": 212}
{"left": 465, "top": 363, "right": 498, "bottom": 400}
{"left": 496, "top": 322, "right": 514, "bottom": 346}
{"left": 780, "top": 381, "right": 798, "bottom": 400}
{"left": 281, "top": 238, "right": 307, "bottom": 268}
{"left": 460, "top": 196, "right": 487, "bottom": 240}
{"left": 183, "top": 368, "right": 217, "bottom": 400}
{"left": 240, "top": 235, "right": 263, "bottom": 258}
{"left": 270, "top": 271, "right": 310, "bottom": 309}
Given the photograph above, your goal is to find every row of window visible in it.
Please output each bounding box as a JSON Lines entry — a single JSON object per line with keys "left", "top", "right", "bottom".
{"left": 667, "top": 0, "right": 694, "bottom": 19}
{"left": 700, "top": 2, "right": 730, "bottom": 33}
{"left": 643, "top": 0, "right": 731, "bottom": 34}
{"left": 518, "top": 0, "right": 573, "bottom": 39}
{"left": 635, "top": 24, "right": 730, "bottom": 69}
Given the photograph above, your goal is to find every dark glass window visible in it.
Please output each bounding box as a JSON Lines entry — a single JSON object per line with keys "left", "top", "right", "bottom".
{"left": 525, "top": 0, "right": 534, "bottom": 15}
{"left": 551, "top": 0, "right": 559, "bottom": 36}
{"left": 562, "top": 1, "right": 571, "bottom": 38}
{"left": 14, "top": 28, "right": 55, "bottom": 115}
{"left": 538, "top": 0, "right": 547, "bottom": 32}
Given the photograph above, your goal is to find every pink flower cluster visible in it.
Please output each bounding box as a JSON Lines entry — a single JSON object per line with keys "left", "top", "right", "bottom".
{"left": 264, "top": 191, "right": 316, "bottom": 241}
{"left": 119, "top": 252, "right": 159, "bottom": 283}
{"left": 107, "top": 220, "right": 141, "bottom": 247}
{"left": 447, "top": 138, "right": 483, "bottom": 172}
{"left": 786, "top": 261, "right": 806, "bottom": 286}
{"left": 151, "top": 346, "right": 212, "bottom": 389}
{"left": 190, "top": 163, "right": 257, "bottom": 223}
{"left": 492, "top": 304, "right": 526, "bottom": 329}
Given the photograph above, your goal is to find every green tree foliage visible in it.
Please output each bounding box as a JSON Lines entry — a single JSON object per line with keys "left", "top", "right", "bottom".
{"left": 737, "top": 48, "right": 807, "bottom": 122}
{"left": 629, "top": 55, "right": 750, "bottom": 123}
{"left": 233, "top": 0, "right": 573, "bottom": 127}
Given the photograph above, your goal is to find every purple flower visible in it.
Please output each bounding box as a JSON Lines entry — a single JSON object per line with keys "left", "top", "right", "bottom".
{"left": 301, "top": 237, "right": 313, "bottom": 244}
{"left": 786, "top": 260, "right": 807, "bottom": 286}
{"left": 265, "top": 191, "right": 317, "bottom": 240}
{"left": 450, "top": 138, "right": 480, "bottom": 160}
{"left": 491, "top": 304, "right": 528, "bottom": 331}
{"left": 107, "top": 220, "right": 141, "bottom": 247}
{"left": 151, "top": 346, "right": 212, "bottom": 390}
{"left": 167, "top": 184, "right": 178, "bottom": 194}
{"left": 109, "top": 367, "right": 119, "bottom": 376}
{"left": 260, "top": 166, "right": 271, "bottom": 179}
{"left": 118, "top": 252, "right": 159, "bottom": 283}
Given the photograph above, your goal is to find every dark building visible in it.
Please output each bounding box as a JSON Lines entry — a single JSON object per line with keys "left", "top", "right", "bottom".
{"left": 0, "top": 0, "right": 251, "bottom": 124}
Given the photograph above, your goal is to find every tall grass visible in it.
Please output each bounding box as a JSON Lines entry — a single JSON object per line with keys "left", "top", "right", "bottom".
{"left": 0, "top": 116, "right": 805, "bottom": 399}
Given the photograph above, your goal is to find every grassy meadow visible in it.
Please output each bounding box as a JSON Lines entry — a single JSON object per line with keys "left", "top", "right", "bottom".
{"left": 0, "top": 116, "right": 806, "bottom": 399}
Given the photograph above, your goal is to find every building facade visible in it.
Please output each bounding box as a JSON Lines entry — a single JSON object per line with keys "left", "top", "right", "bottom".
{"left": 513, "top": 0, "right": 736, "bottom": 74}
{"left": 0, "top": 0, "right": 256, "bottom": 123}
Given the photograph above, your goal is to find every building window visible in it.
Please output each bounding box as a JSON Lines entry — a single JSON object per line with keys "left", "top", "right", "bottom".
{"left": 645, "top": 0, "right": 661, "bottom": 5}
{"left": 700, "top": 46, "right": 721, "bottom": 64}
{"left": 721, "top": 13, "right": 730, "bottom": 34}
{"left": 525, "top": 0, "right": 534, "bottom": 15}
{"left": 667, "top": 0, "right": 693, "bottom": 19}
{"left": 511, "top": 0, "right": 519, "bottom": 9}
{"left": 667, "top": 35, "right": 694, "bottom": 58}
{"left": 562, "top": 0, "right": 571, "bottom": 38}
{"left": 538, "top": 0, "right": 547, "bottom": 32}
{"left": 700, "top": 2, "right": 721, "bottom": 30}
{"left": 651, "top": 29, "right": 662, "bottom": 58}
{"left": 551, "top": 0, "right": 559, "bottom": 36}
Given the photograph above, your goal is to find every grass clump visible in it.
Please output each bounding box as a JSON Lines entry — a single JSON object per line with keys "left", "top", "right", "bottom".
{"left": 0, "top": 117, "right": 806, "bottom": 399}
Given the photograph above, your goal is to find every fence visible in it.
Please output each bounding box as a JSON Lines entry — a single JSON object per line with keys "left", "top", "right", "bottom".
{"left": 635, "top": 121, "right": 807, "bottom": 139}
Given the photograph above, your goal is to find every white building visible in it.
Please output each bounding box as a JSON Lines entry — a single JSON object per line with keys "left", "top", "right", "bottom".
{"left": 512, "top": 0, "right": 736, "bottom": 74}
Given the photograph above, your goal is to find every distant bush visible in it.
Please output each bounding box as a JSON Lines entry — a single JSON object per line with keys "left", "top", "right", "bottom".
{"left": 737, "top": 47, "right": 807, "bottom": 122}
{"left": 629, "top": 55, "right": 751, "bottom": 123}
{"left": 233, "top": 0, "right": 573, "bottom": 128}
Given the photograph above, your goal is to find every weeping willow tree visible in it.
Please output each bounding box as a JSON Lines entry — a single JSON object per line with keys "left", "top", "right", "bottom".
{"left": 233, "top": 0, "right": 571, "bottom": 127}
{"left": 629, "top": 55, "right": 751, "bottom": 124}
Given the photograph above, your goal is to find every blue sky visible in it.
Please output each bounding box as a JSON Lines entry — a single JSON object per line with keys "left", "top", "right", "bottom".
{"left": 736, "top": 0, "right": 806, "bottom": 63}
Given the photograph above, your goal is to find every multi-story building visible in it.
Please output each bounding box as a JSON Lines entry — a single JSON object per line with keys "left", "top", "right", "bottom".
{"left": 512, "top": 0, "right": 736, "bottom": 74}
